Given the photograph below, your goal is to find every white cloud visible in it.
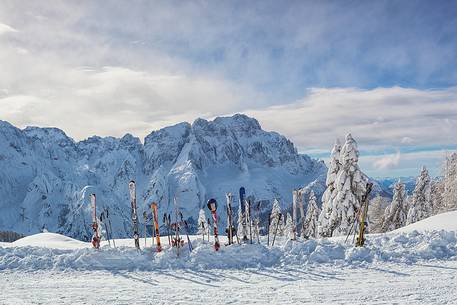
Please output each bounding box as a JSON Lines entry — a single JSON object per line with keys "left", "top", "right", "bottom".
{"left": 373, "top": 152, "right": 401, "bottom": 170}
{"left": 0, "top": 23, "right": 16, "bottom": 35}
{"left": 0, "top": 1, "right": 456, "bottom": 178}
{"left": 247, "top": 87, "right": 457, "bottom": 153}
{"left": 401, "top": 137, "right": 414, "bottom": 144}
{"left": 0, "top": 66, "right": 258, "bottom": 140}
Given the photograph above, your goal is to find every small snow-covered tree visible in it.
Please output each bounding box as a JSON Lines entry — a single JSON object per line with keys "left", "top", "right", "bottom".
{"left": 330, "top": 134, "right": 368, "bottom": 236}
{"left": 443, "top": 152, "right": 457, "bottom": 212}
{"left": 269, "top": 198, "right": 284, "bottom": 236}
{"left": 284, "top": 212, "right": 294, "bottom": 239}
{"left": 318, "top": 139, "right": 341, "bottom": 237}
{"left": 303, "top": 191, "right": 320, "bottom": 238}
{"left": 237, "top": 204, "right": 246, "bottom": 240}
{"left": 381, "top": 181, "right": 407, "bottom": 232}
{"left": 368, "top": 195, "right": 390, "bottom": 233}
{"left": 197, "top": 208, "right": 208, "bottom": 238}
{"left": 431, "top": 179, "right": 445, "bottom": 214}
{"left": 406, "top": 166, "right": 432, "bottom": 225}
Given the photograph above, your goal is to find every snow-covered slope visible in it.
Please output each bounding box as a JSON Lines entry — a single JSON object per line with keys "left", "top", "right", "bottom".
{"left": 0, "top": 114, "right": 326, "bottom": 240}
{"left": 392, "top": 210, "right": 457, "bottom": 233}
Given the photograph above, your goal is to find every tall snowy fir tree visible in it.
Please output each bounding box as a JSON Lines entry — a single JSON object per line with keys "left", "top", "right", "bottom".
{"left": 407, "top": 167, "right": 432, "bottom": 225}
{"left": 381, "top": 181, "right": 407, "bottom": 232}
{"left": 197, "top": 208, "right": 208, "bottom": 237}
{"left": 269, "top": 199, "right": 284, "bottom": 236}
{"left": 302, "top": 191, "right": 320, "bottom": 238}
{"left": 325, "top": 134, "right": 367, "bottom": 236}
{"left": 318, "top": 139, "right": 341, "bottom": 237}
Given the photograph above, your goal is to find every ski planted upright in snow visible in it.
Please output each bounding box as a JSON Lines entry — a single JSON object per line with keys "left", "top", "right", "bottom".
{"left": 225, "top": 192, "right": 235, "bottom": 245}
{"left": 163, "top": 213, "right": 171, "bottom": 245}
{"left": 356, "top": 182, "right": 373, "bottom": 247}
{"left": 239, "top": 187, "right": 248, "bottom": 242}
{"left": 207, "top": 198, "right": 220, "bottom": 251}
{"left": 246, "top": 198, "right": 253, "bottom": 244}
{"left": 143, "top": 211, "right": 147, "bottom": 247}
{"left": 151, "top": 202, "right": 162, "bottom": 252}
{"left": 128, "top": 180, "right": 140, "bottom": 250}
{"left": 99, "top": 209, "right": 111, "bottom": 247}
{"left": 90, "top": 193, "right": 100, "bottom": 249}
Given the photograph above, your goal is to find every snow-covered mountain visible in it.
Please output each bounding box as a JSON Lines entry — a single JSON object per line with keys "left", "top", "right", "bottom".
{"left": 0, "top": 114, "right": 326, "bottom": 240}
{"left": 374, "top": 176, "right": 417, "bottom": 197}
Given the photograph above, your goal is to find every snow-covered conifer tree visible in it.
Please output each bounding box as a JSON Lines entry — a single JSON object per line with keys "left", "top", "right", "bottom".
{"left": 303, "top": 190, "right": 320, "bottom": 238}
{"left": 284, "top": 212, "right": 294, "bottom": 239}
{"left": 329, "top": 133, "right": 368, "bottom": 236}
{"left": 236, "top": 205, "right": 246, "bottom": 240}
{"left": 368, "top": 195, "right": 390, "bottom": 233}
{"left": 381, "top": 181, "right": 407, "bottom": 232}
{"left": 269, "top": 198, "right": 283, "bottom": 236}
{"left": 318, "top": 139, "right": 341, "bottom": 237}
{"left": 406, "top": 166, "right": 432, "bottom": 225}
{"left": 197, "top": 208, "right": 208, "bottom": 238}
{"left": 443, "top": 152, "right": 457, "bottom": 211}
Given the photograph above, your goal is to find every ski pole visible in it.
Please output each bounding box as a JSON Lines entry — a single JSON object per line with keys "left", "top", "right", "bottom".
{"left": 267, "top": 212, "right": 271, "bottom": 246}
{"left": 106, "top": 208, "right": 116, "bottom": 248}
{"left": 345, "top": 216, "right": 357, "bottom": 243}
{"left": 143, "top": 211, "right": 147, "bottom": 247}
{"left": 271, "top": 213, "right": 282, "bottom": 247}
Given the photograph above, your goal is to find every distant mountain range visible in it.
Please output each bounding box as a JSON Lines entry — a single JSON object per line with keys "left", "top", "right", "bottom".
{"left": 0, "top": 114, "right": 327, "bottom": 240}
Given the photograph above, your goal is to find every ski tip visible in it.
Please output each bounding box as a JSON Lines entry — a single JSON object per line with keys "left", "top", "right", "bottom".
{"left": 207, "top": 198, "right": 217, "bottom": 211}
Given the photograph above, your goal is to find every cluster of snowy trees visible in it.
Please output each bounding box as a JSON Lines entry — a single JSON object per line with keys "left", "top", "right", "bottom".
{"left": 371, "top": 152, "right": 457, "bottom": 233}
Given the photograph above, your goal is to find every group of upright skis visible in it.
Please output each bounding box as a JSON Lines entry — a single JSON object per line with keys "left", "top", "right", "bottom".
{"left": 90, "top": 182, "right": 373, "bottom": 252}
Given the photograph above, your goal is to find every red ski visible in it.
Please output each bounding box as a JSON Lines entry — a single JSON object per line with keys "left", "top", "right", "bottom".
{"left": 207, "top": 198, "right": 220, "bottom": 251}
{"left": 90, "top": 194, "right": 100, "bottom": 249}
{"left": 151, "top": 202, "right": 162, "bottom": 252}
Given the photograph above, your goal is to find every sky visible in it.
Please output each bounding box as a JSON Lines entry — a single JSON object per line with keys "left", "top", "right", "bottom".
{"left": 0, "top": 1, "right": 456, "bottom": 177}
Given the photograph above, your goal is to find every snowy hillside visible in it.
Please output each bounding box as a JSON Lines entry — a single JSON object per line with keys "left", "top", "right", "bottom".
{"left": 393, "top": 210, "right": 457, "bottom": 233}
{"left": 0, "top": 114, "right": 326, "bottom": 240}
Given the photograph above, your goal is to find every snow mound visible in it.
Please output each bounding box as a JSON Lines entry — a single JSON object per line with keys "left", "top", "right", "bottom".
{"left": 10, "top": 232, "right": 89, "bottom": 250}
{"left": 1, "top": 230, "right": 456, "bottom": 272}
{"left": 392, "top": 211, "right": 457, "bottom": 233}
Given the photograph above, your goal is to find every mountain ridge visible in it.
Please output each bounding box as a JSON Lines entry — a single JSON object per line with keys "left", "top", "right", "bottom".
{"left": 0, "top": 114, "right": 327, "bottom": 240}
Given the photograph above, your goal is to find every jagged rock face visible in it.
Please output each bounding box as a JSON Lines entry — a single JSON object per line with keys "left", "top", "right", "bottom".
{"left": 0, "top": 114, "right": 326, "bottom": 240}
